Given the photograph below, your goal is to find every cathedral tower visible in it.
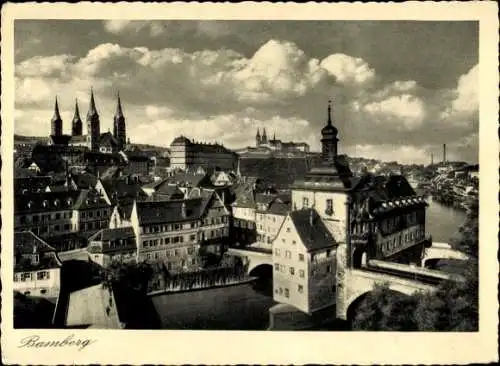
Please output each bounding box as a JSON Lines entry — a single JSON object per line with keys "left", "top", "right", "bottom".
{"left": 256, "top": 128, "right": 261, "bottom": 147}
{"left": 86, "top": 88, "right": 101, "bottom": 151}
{"left": 321, "top": 100, "right": 339, "bottom": 161}
{"left": 113, "top": 91, "right": 127, "bottom": 150}
{"left": 72, "top": 98, "right": 83, "bottom": 136}
{"left": 51, "top": 97, "right": 63, "bottom": 137}
{"left": 262, "top": 128, "right": 268, "bottom": 145}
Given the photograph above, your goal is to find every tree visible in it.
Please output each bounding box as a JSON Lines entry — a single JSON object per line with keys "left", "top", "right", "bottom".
{"left": 102, "top": 260, "right": 153, "bottom": 294}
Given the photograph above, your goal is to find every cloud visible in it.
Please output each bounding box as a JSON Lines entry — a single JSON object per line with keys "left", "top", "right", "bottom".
{"left": 320, "top": 53, "right": 376, "bottom": 87}
{"left": 363, "top": 94, "right": 427, "bottom": 129}
{"left": 346, "top": 144, "right": 430, "bottom": 165}
{"left": 14, "top": 39, "right": 478, "bottom": 164}
{"left": 451, "top": 64, "right": 478, "bottom": 114}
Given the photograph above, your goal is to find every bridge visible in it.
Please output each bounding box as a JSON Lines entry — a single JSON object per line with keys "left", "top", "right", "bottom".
{"left": 338, "top": 267, "right": 440, "bottom": 320}
{"left": 421, "top": 242, "right": 469, "bottom": 267}
{"left": 226, "top": 246, "right": 272, "bottom": 275}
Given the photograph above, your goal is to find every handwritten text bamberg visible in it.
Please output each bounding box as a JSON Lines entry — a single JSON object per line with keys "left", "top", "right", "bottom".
{"left": 18, "top": 334, "right": 96, "bottom": 351}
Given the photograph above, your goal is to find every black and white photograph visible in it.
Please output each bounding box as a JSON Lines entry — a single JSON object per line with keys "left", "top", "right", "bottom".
{"left": 1, "top": 2, "right": 498, "bottom": 365}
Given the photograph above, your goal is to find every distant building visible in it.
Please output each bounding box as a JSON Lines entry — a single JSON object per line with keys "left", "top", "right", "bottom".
{"left": 47, "top": 89, "right": 127, "bottom": 153}
{"left": 169, "top": 136, "right": 237, "bottom": 171}
{"left": 14, "top": 231, "right": 62, "bottom": 300}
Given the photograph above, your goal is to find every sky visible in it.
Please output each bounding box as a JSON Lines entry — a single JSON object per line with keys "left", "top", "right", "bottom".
{"left": 14, "top": 20, "right": 479, "bottom": 164}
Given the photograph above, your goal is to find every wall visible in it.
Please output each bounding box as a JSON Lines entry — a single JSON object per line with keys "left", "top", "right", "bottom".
{"left": 14, "top": 267, "right": 61, "bottom": 299}
{"left": 291, "top": 189, "right": 348, "bottom": 242}
{"left": 272, "top": 216, "right": 309, "bottom": 313}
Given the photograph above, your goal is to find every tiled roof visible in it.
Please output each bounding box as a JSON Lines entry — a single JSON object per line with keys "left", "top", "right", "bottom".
{"left": 99, "top": 132, "right": 118, "bottom": 147}
{"left": 14, "top": 231, "right": 62, "bottom": 271}
{"left": 73, "top": 189, "right": 110, "bottom": 210}
{"left": 14, "top": 176, "right": 52, "bottom": 193}
{"left": 88, "top": 227, "right": 137, "bottom": 254}
{"left": 15, "top": 191, "right": 81, "bottom": 214}
{"left": 101, "top": 179, "right": 148, "bottom": 202}
{"left": 71, "top": 173, "right": 98, "bottom": 189}
{"left": 136, "top": 198, "right": 203, "bottom": 225}
{"left": 268, "top": 201, "right": 291, "bottom": 215}
{"left": 290, "top": 209, "right": 336, "bottom": 252}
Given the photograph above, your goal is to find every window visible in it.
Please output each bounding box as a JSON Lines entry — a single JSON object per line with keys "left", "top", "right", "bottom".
{"left": 284, "top": 288, "right": 290, "bottom": 298}
{"left": 274, "top": 263, "right": 280, "bottom": 271}
{"left": 21, "top": 272, "right": 32, "bottom": 281}
{"left": 302, "top": 197, "right": 309, "bottom": 209}
{"left": 40, "top": 289, "right": 47, "bottom": 295}
{"left": 285, "top": 251, "right": 291, "bottom": 259}
{"left": 325, "top": 199, "right": 333, "bottom": 215}
{"left": 292, "top": 240, "right": 296, "bottom": 245}
{"left": 299, "top": 254, "right": 305, "bottom": 262}
{"left": 326, "top": 265, "right": 331, "bottom": 273}
{"left": 37, "top": 271, "right": 50, "bottom": 280}
{"left": 187, "top": 247, "right": 194, "bottom": 255}
{"left": 299, "top": 269, "right": 305, "bottom": 278}
{"left": 286, "top": 227, "right": 291, "bottom": 233}
{"left": 298, "top": 285, "right": 304, "bottom": 293}
{"left": 275, "top": 248, "right": 281, "bottom": 256}
{"left": 289, "top": 267, "right": 295, "bottom": 275}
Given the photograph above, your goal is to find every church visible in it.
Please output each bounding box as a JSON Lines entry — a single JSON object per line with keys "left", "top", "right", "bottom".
{"left": 48, "top": 89, "right": 127, "bottom": 153}
{"left": 255, "top": 128, "right": 310, "bottom": 153}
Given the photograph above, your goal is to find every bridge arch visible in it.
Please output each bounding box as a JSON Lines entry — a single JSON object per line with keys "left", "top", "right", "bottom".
{"left": 346, "top": 288, "right": 412, "bottom": 324}
{"left": 338, "top": 269, "right": 436, "bottom": 320}
{"left": 249, "top": 263, "right": 273, "bottom": 279}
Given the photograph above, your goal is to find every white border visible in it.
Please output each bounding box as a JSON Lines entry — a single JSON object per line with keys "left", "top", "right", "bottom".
{"left": 2, "top": 2, "right": 499, "bottom": 364}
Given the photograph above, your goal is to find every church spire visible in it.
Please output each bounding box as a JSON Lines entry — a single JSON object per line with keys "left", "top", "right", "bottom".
{"left": 73, "top": 98, "right": 81, "bottom": 120}
{"left": 52, "top": 96, "right": 61, "bottom": 122}
{"left": 87, "top": 87, "right": 98, "bottom": 118}
{"left": 51, "top": 96, "right": 63, "bottom": 137}
{"left": 113, "top": 90, "right": 127, "bottom": 151}
{"left": 256, "top": 128, "right": 261, "bottom": 147}
{"left": 327, "top": 99, "right": 332, "bottom": 126}
{"left": 72, "top": 98, "right": 83, "bottom": 136}
{"left": 114, "top": 91, "right": 124, "bottom": 118}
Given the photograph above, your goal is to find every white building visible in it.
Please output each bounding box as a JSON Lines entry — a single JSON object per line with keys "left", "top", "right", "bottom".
{"left": 14, "top": 231, "right": 62, "bottom": 300}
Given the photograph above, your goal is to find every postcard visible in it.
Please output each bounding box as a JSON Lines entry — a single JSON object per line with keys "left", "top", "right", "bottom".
{"left": 1, "top": 2, "right": 498, "bottom": 364}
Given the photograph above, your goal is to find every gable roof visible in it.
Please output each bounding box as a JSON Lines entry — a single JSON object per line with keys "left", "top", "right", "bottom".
{"left": 290, "top": 209, "right": 336, "bottom": 252}
{"left": 135, "top": 198, "right": 203, "bottom": 225}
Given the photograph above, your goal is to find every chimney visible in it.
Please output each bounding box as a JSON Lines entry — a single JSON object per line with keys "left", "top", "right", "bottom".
{"left": 443, "top": 144, "right": 447, "bottom": 163}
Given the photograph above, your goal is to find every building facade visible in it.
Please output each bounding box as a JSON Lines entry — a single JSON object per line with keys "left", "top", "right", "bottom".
{"left": 87, "top": 227, "right": 137, "bottom": 267}
{"left": 14, "top": 231, "right": 62, "bottom": 300}
{"left": 170, "top": 136, "right": 237, "bottom": 171}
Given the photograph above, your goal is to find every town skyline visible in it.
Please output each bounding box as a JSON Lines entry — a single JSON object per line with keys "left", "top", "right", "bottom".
{"left": 15, "top": 20, "right": 478, "bottom": 164}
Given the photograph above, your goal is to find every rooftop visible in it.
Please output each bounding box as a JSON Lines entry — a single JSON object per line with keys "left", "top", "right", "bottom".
{"left": 290, "top": 209, "right": 337, "bottom": 252}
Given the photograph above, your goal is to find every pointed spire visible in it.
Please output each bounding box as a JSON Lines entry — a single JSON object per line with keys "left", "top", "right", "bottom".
{"left": 256, "top": 128, "right": 260, "bottom": 137}
{"left": 273, "top": 131, "right": 276, "bottom": 141}
{"left": 52, "top": 96, "right": 61, "bottom": 122}
{"left": 115, "top": 90, "right": 124, "bottom": 118}
{"left": 73, "top": 98, "right": 81, "bottom": 120}
{"left": 263, "top": 128, "right": 267, "bottom": 137}
{"left": 327, "top": 99, "right": 332, "bottom": 126}
{"left": 87, "top": 87, "right": 98, "bottom": 118}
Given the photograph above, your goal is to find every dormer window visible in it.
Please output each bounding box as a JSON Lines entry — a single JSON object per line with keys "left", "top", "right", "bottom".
{"left": 42, "top": 200, "right": 48, "bottom": 208}
{"left": 67, "top": 198, "right": 73, "bottom": 206}
{"left": 27, "top": 201, "right": 33, "bottom": 209}
{"left": 54, "top": 199, "right": 60, "bottom": 207}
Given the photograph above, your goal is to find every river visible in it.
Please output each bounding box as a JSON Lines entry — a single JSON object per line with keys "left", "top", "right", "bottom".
{"left": 152, "top": 198, "right": 467, "bottom": 330}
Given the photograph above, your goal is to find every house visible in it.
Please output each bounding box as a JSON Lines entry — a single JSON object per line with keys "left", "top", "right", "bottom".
{"left": 14, "top": 231, "right": 62, "bottom": 301}
{"left": 189, "top": 189, "right": 231, "bottom": 255}
{"left": 255, "top": 192, "right": 291, "bottom": 249}
{"left": 130, "top": 199, "right": 204, "bottom": 273}
{"left": 272, "top": 209, "right": 337, "bottom": 314}
{"left": 87, "top": 227, "right": 137, "bottom": 267}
